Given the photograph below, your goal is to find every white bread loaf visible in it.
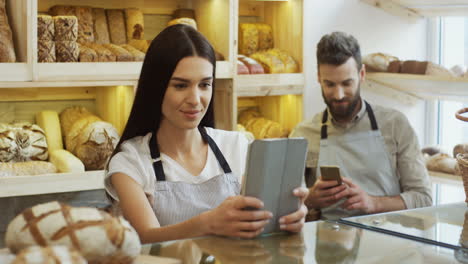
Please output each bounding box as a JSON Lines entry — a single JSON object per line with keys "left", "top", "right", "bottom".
{"left": 12, "top": 245, "right": 87, "bottom": 264}
{"left": 49, "top": 149, "right": 85, "bottom": 173}
{"left": 36, "top": 111, "right": 64, "bottom": 152}
{"left": 6, "top": 201, "right": 141, "bottom": 264}
{"left": 451, "top": 65, "right": 467, "bottom": 77}
{"left": 0, "top": 161, "right": 57, "bottom": 177}
{"left": 363, "top": 53, "right": 398, "bottom": 72}
{"left": 60, "top": 106, "right": 119, "bottom": 170}
{"left": 426, "top": 153, "right": 457, "bottom": 174}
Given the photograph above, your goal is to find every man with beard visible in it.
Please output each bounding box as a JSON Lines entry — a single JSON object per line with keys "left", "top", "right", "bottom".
{"left": 291, "top": 32, "right": 432, "bottom": 220}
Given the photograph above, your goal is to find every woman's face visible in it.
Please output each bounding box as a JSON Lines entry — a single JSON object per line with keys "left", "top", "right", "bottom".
{"left": 161, "top": 56, "right": 213, "bottom": 130}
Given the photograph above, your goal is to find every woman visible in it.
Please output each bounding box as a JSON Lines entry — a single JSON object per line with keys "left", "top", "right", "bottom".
{"left": 105, "top": 24, "right": 308, "bottom": 243}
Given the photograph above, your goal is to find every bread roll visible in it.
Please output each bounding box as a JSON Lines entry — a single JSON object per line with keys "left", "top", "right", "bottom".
{"left": 38, "top": 40, "right": 56, "bottom": 62}
{"left": 83, "top": 43, "right": 116, "bottom": 62}
{"left": 106, "top": 9, "right": 127, "bottom": 45}
{"left": 426, "top": 62, "right": 455, "bottom": 77}
{"left": 120, "top": 44, "right": 145, "bottom": 61}
{"left": 237, "top": 60, "right": 249, "bottom": 75}
{"left": 125, "top": 8, "right": 144, "bottom": 40}
{"left": 0, "top": 161, "right": 57, "bottom": 177}
{"left": 0, "top": 24, "right": 16, "bottom": 62}
{"left": 256, "top": 23, "right": 273, "bottom": 50}
{"left": 426, "top": 153, "right": 457, "bottom": 174}
{"left": 53, "top": 16, "right": 78, "bottom": 41}
{"left": 12, "top": 245, "right": 87, "bottom": 264}
{"left": 6, "top": 201, "right": 141, "bottom": 264}
{"left": 49, "top": 149, "right": 85, "bottom": 173}
{"left": 251, "top": 51, "right": 285, "bottom": 73}
{"left": 239, "top": 23, "right": 258, "bottom": 56}
{"left": 167, "top": 18, "right": 197, "bottom": 30}
{"left": 128, "top": 39, "right": 148, "bottom": 53}
{"left": 78, "top": 43, "right": 98, "bottom": 62}
{"left": 102, "top": 44, "right": 133, "bottom": 61}
{"left": 92, "top": 8, "right": 110, "bottom": 44}
{"left": 37, "top": 15, "right": 54, "bottom": 40}
{"left": 238, "top": 55, "right": 264, "bottom": 74}
{"left": 363, "top": 53, "right": 398, "bottom": 72}
{"left": 56, "top": 41, "right": 79, "bottom": 62}
{"left": 60, "top": 106, "right": 120, "bottom": 170}
{"left": 75, "top": 6, "right": 94, "bottom": 43}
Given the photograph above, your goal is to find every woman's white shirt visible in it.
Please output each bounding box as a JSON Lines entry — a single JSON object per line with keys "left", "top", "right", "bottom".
{"left": 105, "top": 127, "right": 249, "bottom": 201}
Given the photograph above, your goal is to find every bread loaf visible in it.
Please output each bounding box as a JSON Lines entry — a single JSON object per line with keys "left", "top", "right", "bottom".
{"left": 268, "top": 49, "right": 298, "bottom": 73}
{"left": 128, "top": 39, "right": 149, "bottom": 53}
{"left": 56, "top": 41, "right": 79, "bottom": 62}
{"left": 0, "top": 161, "right": 57, "bottom": 177}
{"left": 12, "top": 245, "right": 87, "bottom": 264}
{"left": 92, "top": 8, "right": 110, "bottom": 44}
{"left": 75, "top": 6, "right": 94, "bottom": 43}
{"left": 53, "top": 16, "right": 78, "bottom": 41}
{"left": 125, "top": 8, "right": 144, "bottom": 40}
{"left": 78, "top": 43, "right": 98, "bottom": 62}
{"left": 6, "top": 201, "right": 141, "bottom": 264}
{"left": 106, "top": 9, "right": 127, "bottom": 45}
{"left": 245, "top": 117, "right": 286, "bottom": 139}
{"left": 401, "top": 60, "right": 428, "bottom": 75}
{"left": 0, "top": 123, "right": 49, "bottom": 162}
{"left": 120, "top": 44, "right": 145, "bottom": 61}
{"left": 60, "top": 106, "right": 120, "bottom": 170}
{"left": 256, "top": 23, "right": 273, "bottom": 50}
{"left": 238, "top": 55, "right": 264, "bottom": 74}
{"left": 237, "top": 60, "right": 249, "bottom": 75}
{"left": 426, "top": 153, "right": 457, "bottom": 174}
{"left": 239, "top": 23, "right": 258, "bottom": 56}
{"left": 251, "top": 51, "right": 285, "bottom": 73}
{"left": 103, "top": 44, "right": 133, "bottom": 61}
{"left": 454, "top": 144, "right": 468, "bottom": 159}
{"left": 83, "top": 43, "right": 116, "bottom": 62}
{"left": 387, "top": 60, "right": 402, "bottom": 73}
{"left": 167, "top": 18, "right": 197, "bottom": 30}
{"left": 0, "top": 19, "right": 16, "bottom": 62}
{"left": 49, "top": 149, "right": 85, "bottom": 173}
{"left": 238, "top": 109, "right": 261, "bottom": 126}
{"left": 426, "top": 62, "right": 455, "bottom": 77}
{"left": 37, "top": 15, "right": 54, "bottom": 40}
{"left": 49, "top": 5, "right": 76, "bottom": 17}
{"left": 363, "top": 53, "right": 398, "bottom": 72}
{"left": 0, "top": 123, "right": 17, "bottom": 162}
{"left": 38, "top": 40, "right": 56, "bottom": 62}
{"left": 35, "top": 111, "right": 64, "bottom": 152}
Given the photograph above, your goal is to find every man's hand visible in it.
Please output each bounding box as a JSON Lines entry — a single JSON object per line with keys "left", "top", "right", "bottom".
{"left": 305, "top": 178, "right": 348, "bottom": 209}
{"left": 340, "top": 177, "right": 377, "bottom": 214}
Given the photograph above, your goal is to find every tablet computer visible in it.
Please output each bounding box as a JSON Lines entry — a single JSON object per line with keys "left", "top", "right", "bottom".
{"left": 241, "top": 138, "right": 308, "bottom": 234}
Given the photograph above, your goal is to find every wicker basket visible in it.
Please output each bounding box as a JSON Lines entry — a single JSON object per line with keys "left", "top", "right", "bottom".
{"left": 456, "top": 153, "right": 468, "bottom": 205}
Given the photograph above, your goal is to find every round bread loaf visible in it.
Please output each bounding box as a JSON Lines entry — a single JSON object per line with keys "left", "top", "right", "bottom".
{"left": 6, "top": 201, "right": 141, "bottom": 264}
{"left": 12, "top": 245, "right": 87, "bottom": 264}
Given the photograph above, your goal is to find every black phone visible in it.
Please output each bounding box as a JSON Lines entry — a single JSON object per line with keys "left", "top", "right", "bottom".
{"left": 320, "top": 166, "right": 342, "bottom": 185}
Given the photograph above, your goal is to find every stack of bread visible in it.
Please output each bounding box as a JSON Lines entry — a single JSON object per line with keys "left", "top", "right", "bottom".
{"left": 5, "top": 201, "right": 141, "bottom": 264}
{"left": 60, "top": 106, "right": 119, "bottom": 170}
{"left": 37, "top": 5, "right": 147, "bottom": 62}
{"left": 0, "top": 0, "right": 16, "bottom": 62}
{"left": 0, "top": 122, "right": 56, "bottom": 177}
{"left": 421, "top": 144, "right": 468, "bottom": 176}
{"left": 238, "top": 109, "right": 287, "bottom": 139}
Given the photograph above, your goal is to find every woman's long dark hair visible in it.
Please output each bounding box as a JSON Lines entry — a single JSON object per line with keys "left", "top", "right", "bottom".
{"left": 108, "top": 24, "right": 216, "bottom": 165}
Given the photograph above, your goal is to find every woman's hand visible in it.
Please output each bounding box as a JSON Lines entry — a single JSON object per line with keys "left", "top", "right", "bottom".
{"left": 201, "top": 195, "right": 272, "bottom": 239}
{"left": 279, "top": 187, "right": 309, "bottom": 233}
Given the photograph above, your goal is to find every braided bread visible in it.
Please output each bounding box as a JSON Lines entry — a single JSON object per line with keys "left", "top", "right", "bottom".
{"left": 6, "top": 201, "right": 141, "bottom": 264}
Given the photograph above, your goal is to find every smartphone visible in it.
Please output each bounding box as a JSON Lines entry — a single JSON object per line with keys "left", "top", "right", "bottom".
{"left": 320, "top": 166, "right": 342, "bottom": 185}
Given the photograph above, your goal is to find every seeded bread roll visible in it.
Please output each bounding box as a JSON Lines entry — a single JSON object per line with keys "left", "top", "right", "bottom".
{"left": 38, "top": 40, "right": 56, "bottom": 62}
{"left": 6, "top": 201, "right": 141, "bottom": 264}
{"left": 103, "top": 44, "right": 133, "bottom": 61}
{"left": 125, "top": 8, "right": 144, "bottom": 40}
{"left": 83, "top": 43, "right": 116, "bottom": 62}
{"left": 56, "top": 41, "right": 79, "bottom": 62}
{"left": 37, "top": 15, "right": 54, "bottom": 40}
{"left": 92, "top": 8, "right": 110, "bottom": 44}
{"left": 53, "top": 16, "right": 78, "bottom": 41}
{"left": 78, "top": 43, "right": 98, "bottom": 62}
{"left": 12, "top": 245, "right": 87, "bottom": 264}
{"left": 120, "top": 44, "right": 145, "bottom": 61}
{"left": 106, "top": 9, "right": 127, "bottom": 45}
{"left": 75, "top": 6, "right": 94, "bottom": 43}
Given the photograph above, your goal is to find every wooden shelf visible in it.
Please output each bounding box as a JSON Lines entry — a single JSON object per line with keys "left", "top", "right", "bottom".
{"left": 0, "top": 170, "right": 105, "bottom": 198}
{"left": 236, "top": 73, "right": 304, "bottom": 97}
{"left": 366, "top": 72, "right": 468, "bottom": 102}
{"left": 428, "top": 170, "right": 462, "bottom": 186}
{"left": 0, "top": 64, "right": 30, "bottom": 82}
{"left": 362, "top": 0, "right": 468, "bottom": 19}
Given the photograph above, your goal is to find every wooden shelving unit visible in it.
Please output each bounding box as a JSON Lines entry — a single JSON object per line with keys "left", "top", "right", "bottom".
{"left": 236, "top": 73, "right": 304, "bottom": 97}
{"left": 366, "top": 73, "right": 468, "bottom": 102}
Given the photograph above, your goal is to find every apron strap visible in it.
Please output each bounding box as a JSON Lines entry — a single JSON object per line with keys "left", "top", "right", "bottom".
{"left": 149, "top": 127, "right": 232, "bottom": 181}
{"left": 320, "top": 100, "right": 379, "bottom": 139}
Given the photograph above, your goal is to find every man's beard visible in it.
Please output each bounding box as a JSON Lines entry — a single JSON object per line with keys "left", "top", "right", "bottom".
{"left": 322, "top": 85, "right": 361, "bottom": 122}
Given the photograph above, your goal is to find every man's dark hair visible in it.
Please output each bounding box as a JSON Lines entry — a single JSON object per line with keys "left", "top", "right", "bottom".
{"left": 317, "top": 31, "right": 362, "bottom": 70}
